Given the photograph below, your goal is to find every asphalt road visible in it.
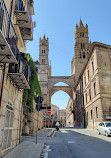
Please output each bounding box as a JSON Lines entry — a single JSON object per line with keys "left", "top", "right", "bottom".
{"left": 42, "top": 128, "right": 111, "bottom": 158}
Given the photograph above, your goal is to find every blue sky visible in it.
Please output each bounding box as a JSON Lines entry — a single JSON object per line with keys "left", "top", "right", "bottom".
{"left": 27, "top": 0, "right": 111, "bottom": 109}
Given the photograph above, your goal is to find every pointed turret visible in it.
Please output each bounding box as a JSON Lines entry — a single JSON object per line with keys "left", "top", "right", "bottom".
{"left": 43, "top": 34, "right": 46, "bottom": 39}
{"left": 79, "top": 18, "right": 84, "bottom": 27}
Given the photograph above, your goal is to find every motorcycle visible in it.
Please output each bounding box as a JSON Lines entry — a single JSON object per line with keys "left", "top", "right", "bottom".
{"left": 56, "top": 126, "right": 59, "bottom": 131}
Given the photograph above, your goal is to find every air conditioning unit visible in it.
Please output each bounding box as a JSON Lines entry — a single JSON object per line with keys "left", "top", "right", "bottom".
{"left": 33, "top": 21, "right": 36, "bottom": 28}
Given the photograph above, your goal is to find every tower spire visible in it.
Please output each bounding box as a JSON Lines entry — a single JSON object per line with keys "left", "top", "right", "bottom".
{"left": 43, "top": 34, "right": 46, "bottom": 39}
{"left": 79, "top": 17, "right": 83, "bottom": 27}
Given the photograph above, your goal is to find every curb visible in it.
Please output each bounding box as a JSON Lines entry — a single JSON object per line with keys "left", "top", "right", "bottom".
{"left": 47, "top": 129, "right": 55, "bottom": 137}
{"left": 39, "top": 143, "right": 45, "bottom": 158}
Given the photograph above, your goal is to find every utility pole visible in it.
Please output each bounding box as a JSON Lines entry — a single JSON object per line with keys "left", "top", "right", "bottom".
{"left": 36, "top": 104, "right": 40, "bottom": 144}
{"left": 35, "top": 96, "right": 43, "bottom": 144}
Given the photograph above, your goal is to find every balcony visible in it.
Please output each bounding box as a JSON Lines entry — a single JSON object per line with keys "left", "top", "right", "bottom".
{"left": 14, "top": 0, "right": 33, "bottom": 40}
{"left": 0, "top": 0, "right": 18, "bottom": 63}
{"left": 8, "top": 51, "right": 31, "bottom": 89}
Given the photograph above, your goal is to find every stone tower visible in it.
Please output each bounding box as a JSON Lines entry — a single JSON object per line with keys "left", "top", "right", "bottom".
{"left": 71, "top": 18, "right": 90, "bottom": 83}
{"left": 38, "top": 34, "right": 51, "bottom": 107}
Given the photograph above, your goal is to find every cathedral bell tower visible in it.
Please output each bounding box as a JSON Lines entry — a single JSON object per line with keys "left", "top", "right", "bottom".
{"left": 38, "top": 34, "right": 51, "bottom": 107}
{"left": 71, "top": 18, "right": 90, "bottom": 83}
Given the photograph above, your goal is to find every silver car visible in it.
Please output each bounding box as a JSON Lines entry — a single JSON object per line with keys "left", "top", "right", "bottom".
{"left": 97, "top": 122, "right": 111, "bottom": 137}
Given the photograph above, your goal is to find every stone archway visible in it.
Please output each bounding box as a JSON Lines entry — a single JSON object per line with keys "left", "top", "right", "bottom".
{"left": 47, "top": 75, "right": 75, "bottom": 107}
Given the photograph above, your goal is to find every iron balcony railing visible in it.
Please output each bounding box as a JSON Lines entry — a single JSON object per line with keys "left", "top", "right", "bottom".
{"left": 0, "top": 0, "right": 19, "bottom": 60}
{"left": 8, "top": 49, "right": 31, "bottom": 89}
{"left": 14, "top": 0, "right": 33, "bottom": 40}
{"left": 15, "top": 0, "right": 32, "bottom": 23}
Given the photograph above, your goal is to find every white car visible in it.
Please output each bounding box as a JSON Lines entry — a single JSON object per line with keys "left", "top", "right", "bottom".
{"left": 97, "top": 122, "right": 111, "bottom": 137}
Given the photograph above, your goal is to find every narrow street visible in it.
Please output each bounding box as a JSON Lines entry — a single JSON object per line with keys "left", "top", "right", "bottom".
{"left": 41, "top": 128, "right": 111, "bottom": 158}
{"left": 3, "top": 128, "right": 111, "bottom": 158}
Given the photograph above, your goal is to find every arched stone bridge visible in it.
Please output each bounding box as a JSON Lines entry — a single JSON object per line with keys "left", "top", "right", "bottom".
{"left": 47, "top": 75, "right": 75, "bottom": 106}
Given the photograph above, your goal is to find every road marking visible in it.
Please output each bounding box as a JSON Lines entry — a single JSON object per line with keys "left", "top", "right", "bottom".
{"left": 68, "top": 141, "right": 76, "bottom": 144}
{"left": 61, "top": 131, "right": 68, "bottom": 133}
{"left": 44, "top": 145, "right": 51, "bottom": 158}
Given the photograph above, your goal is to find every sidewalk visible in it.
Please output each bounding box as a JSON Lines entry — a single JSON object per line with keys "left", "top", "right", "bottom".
{"left": 3, "top": 141, "right": 44, "bottom": 158}
{"left": 65, "top": 128, "right": 111, "bottom": 142}
{"left": 3, "top": 128, "right": 54, "bottom": 158}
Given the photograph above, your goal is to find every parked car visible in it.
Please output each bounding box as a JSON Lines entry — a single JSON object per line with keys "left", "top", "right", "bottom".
{"left": 97, "top": 122, "right": 111, "bottom": 137}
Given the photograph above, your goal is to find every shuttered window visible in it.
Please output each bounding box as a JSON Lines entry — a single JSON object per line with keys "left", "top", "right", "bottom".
{"left": 2, "top": 103, "right": 14, "bottom": 150}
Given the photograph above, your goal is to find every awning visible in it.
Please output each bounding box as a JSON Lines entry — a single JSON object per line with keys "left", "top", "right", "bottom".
{"left": 0, "top": 30, "right": 17, "bottom": 63}
{"left": 8, "top": 73, "right": 30, "bottom": 89}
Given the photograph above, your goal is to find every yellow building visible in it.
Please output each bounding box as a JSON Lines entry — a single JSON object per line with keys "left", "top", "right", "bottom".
{"left": 0, "top": 0, "right": 34, "bottom": 155}
{"left": 51, "top": 104, "right": 59, "bottom": 122}
{"left": 66, "top": 98, "right": 74, "bottom": 127}
{"left": 59, "top": 109, "right": 66, "bottom": 127}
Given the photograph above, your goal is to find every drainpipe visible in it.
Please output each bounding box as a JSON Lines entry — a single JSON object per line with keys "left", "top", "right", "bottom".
{"left": 0, "top": 64, "right": 6, "bottom": 108}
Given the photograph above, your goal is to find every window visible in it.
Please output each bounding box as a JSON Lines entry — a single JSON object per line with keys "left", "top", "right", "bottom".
{"left": 84, "top": 76, "right": 86, "bottom": 86}
{"left": 81, "top": 43, "right": 82, "bottom": 49}
{"left": 89, "top": 88, "right": 91, "bottom": 100}
{"left": 42, "top": 50, "right": 43, "bottom": 54}
{"left": 91, "top": 110, "right": 92, "bottom": 120}
{"left": 44, "top": 50, "right": 45, "bottom": 54}
{"left": 94, "top": 82, "right": 96, "bottom": 96}
{"left": 87, "top": 70, "right": 89, "bottom": 80}
{"left": 87, "top": 112, "right": 88, "bottom": 120}
{"left": 83, "top": 52, "right": 85, "bottom": 58}
{"left": 81, "top": 43, "right": 85, "bottom": 49}
{"left": 86, "top": 93, "right": 87, "bottom": 104}
{"left": 82, "top": 96, "right": 84, "bottom": 106}
{"left": 80, "top": 52, "right": 81, "bottom": 58}
{"left": 42, "top": 59, "right": 45, "bottom": 64}
{"left": 96, "top": 107, "right": 98, "bottom": 118}
{"left": 109, "top": 107, "right": 111, "bottom": 112}
{"left": 83, "top": 43, "right": 85, "bottom": 49}
{"left": 92, "top": 61, "right": 94, "bottom": 73}
{"left": 80, "top": 33, "right": 84, "bottom": 37}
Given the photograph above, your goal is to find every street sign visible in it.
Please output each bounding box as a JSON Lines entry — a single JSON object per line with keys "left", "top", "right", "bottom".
{"left": 48, "top": 109, "right": 51, "bottom": 113}
{"left": 41, "top": 106, "right": 51, "bottom": 110}
{"left": 35, "top": 96, "right": 43, "bottom": 104}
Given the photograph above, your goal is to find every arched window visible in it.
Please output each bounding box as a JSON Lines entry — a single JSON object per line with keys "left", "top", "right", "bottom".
{"left": 83, "top": 43, "right": 85, "bottom": 49}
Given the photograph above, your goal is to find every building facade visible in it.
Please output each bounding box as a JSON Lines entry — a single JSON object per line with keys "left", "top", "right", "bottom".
{"left": 74, "top": 42, "right": 111, "bottom": 129}
{"left": 0, "top": 0, "right": 34, "bottom": 155}
{"left": 59, "top": 109, "right": 66, "bottom": 127}
{"left": 66, "top": 98, "right": 74, "bottom": 127}
{"left": 71, "top": 19, "right": 111, "bottom": 129}
{"left": 51, "top": 104, "right": 59, "bottom": 122}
